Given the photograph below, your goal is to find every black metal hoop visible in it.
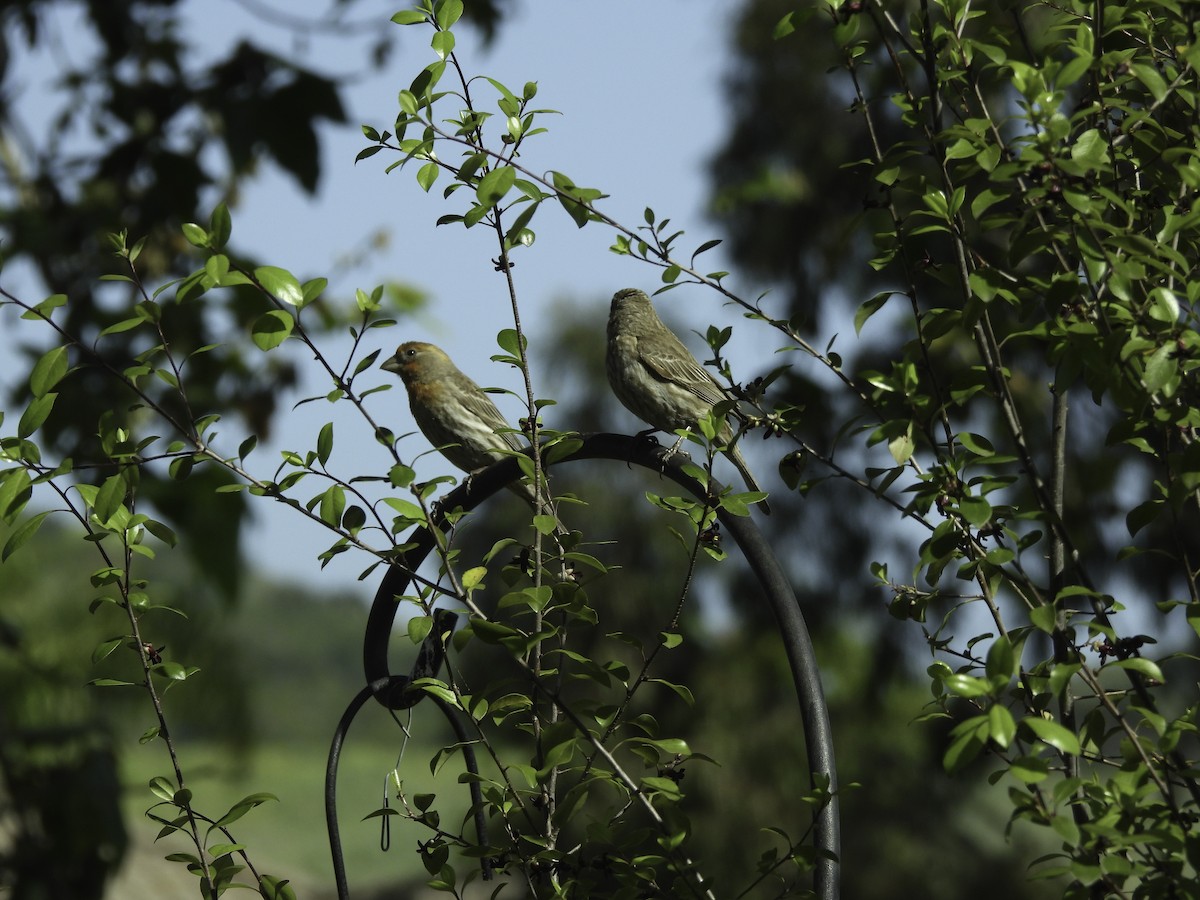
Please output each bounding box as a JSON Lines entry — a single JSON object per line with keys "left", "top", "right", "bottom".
{"left": 331, "top": 432, "right": 840, "bottom": 899}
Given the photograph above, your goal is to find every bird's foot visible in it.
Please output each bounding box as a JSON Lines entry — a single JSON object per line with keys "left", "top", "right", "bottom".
{"left": 649, "top": 431, "right": 692, "bottom": 474}
{"left": 662, "top": 432, "right": 687, "bottom": 461}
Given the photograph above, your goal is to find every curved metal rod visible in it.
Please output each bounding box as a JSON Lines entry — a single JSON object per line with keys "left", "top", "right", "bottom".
{"left": 325, "top": 674, "right": 491, "bottom": 900}
{"left": 362, "top": 432, "right": 840, "bottom": 900}
{"left": 326, "top": 677, "right": 389, "bottom": 900}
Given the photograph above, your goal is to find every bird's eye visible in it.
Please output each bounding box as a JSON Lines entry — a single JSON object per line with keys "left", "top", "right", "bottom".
{"left": 405, "top": 347, "right": 416, "bottom": 357}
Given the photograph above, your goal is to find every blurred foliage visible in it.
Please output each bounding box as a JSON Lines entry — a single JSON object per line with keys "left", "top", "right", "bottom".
{"left": 535, "top": 304, "right": 1058, "bottom": 898}
{"left": 702, "top": 0, "right": 1200, "bottom": 895}
{"left": 0, "top": 519, "right": 408, "bottom": 897}
{"left": 0, "top": 1, "right": 499, "bottom": 880}
{"left": 709, "top": 0, "right": 1200, "bottom": 605}
{"left": 0, "top": 0, "right": 505, "bottom": 593}
{"left": 3, "top": 0, "right": 1200, "bottom": 896}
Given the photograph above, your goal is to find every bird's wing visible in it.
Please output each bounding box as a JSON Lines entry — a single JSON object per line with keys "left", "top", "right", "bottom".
{"left": 640, "top": 346, "right": 729, "bottom": 407}
{"left": 461, "top": 388, "right": 526, "bottom": 452}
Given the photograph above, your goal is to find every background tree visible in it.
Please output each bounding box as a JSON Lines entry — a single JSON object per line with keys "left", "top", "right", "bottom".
{"left": 0, "top": 0, "right": 506, "bottom": 586}
{"left": 703, "top": 0, "right": 1200, "bottom": 896}
{"left": 3, "top": 0, "right": 1200, "bottom": 897}
{"left": 0, "top": 2, "right": 503, "bottom": 896}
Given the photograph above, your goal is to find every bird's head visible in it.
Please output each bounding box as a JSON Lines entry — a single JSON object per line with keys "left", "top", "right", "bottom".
{"left": 608, "top": 288, "right": 656, "bottom": 336}
{"left": 381, "top": 341, "right": 453, "bottom": 384}
{"left": 610, "top": 287, "right": 650, "bottom": 312}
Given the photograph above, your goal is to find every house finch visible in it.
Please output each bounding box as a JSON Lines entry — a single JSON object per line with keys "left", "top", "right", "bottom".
{"left": 606, "top": 288, "right": 771, "bottom": 514}
{"left": 381, "top": 341, "right": 559, "bottom": 524}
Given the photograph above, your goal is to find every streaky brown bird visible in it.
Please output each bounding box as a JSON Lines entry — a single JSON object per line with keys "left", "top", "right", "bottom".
{"left": 382, "top": 341, "right": 562, "bottom": 524}
{"left": 605, "top": 288, "right": 770, "bottom": 514}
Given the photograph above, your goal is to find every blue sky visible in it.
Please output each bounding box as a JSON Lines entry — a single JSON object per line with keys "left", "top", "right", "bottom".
{"left": 1, "top": 0, "right": 787, "bottom": 598}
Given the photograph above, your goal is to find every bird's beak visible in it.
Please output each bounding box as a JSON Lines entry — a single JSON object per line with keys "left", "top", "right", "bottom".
{"left": 381, "top": 355, "right": 402, "bottom": 374}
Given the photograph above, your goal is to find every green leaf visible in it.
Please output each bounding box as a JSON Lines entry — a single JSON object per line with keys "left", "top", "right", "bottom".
{"left": 641, "top": 775, "right": 683, "bottom": 799}
{"left": 887, "top": 430, "right": 914, "bottom": 464}
{"left": 944, "top": 673, "right": 991, "bottom": 698}
{"left": 205, "top": 254, "right": 230, "bottom": 285}
{"left": 91, "top": 475, "right": 127, "bottom": 525}
{"left": 1022, "top": 716, "right": 1081, "bottom": 755}
{"left": 1008, "top": 754, "right": 1049, "bottom": 783}
{"left": 430, "top": 29, "right": 455, "bottom": 60}
{"left": 319, "top": 485, "right": 346, "bottom": 526}
{"left": 21, "top": 293, "right": 67, "bottom": 321}
{"left": 550, "top": 170, "right": 597, "bottom": 228}
{"left": 959, "top": 495, "right": 992, "bottom": 526}
{"left": 649, "top": 677, "right": 694, "bottom": 705}
{"left": 408, "top": 615, "right": 433, "bottom": 644}
{"left": 3, "top": 510, "right": 50, "bottom": 560}
{"left": 648, "top": 737, "right": 690, "bottom": 756}
{"left": 1070, "top": 129, "right": 1109, "bottom": 171}
{"left": 1131, "top": 62, "right": 1168, "bottom": 101}
{"left": 209, "top": 202, "right": 232, "bottom": 249}
{"left": 91, "top": 637, "right": 124, "bottom": 664}
{"left": 971, "top": 188, "right": 1007, "bottom": 219}
{"left": 317, "top": 422, "right": 334, "bottom": 466}
{"left": 1110, "top": 657, "right": 1165, "bottom": 683}
{"left": 207, "top": 842, "right": 246, "bottom": 859}
{"left": 1126, "top": 499, "right": 1162, "bottom": 537}
{"left": 29, "top": 346, "right": 69, "bottom": 399}
{"left": 660, "top": 632, "right": 683, "bottom": 649}
{"left": 215, "top": 793, "right": 278, "bottom": 827}
{"left": 255, "top": 266, "right": 305, "bottom": 306}
{"left": 99, "top": 314, "right": 146, "bottom": 336}
{"left": 476, "top": 166, "right": 516, "bottom": 209}
{"left": 152, "top": 662, "right": 194, "bottom": 681}
{"left": 143, "top": 519, "right": 177, "bottom": 548}
{"left": 261, "top": 876, "right": 296, "bottom": 900}
{"left": 1142, "top": 343, "right": 1177, "bottom": 394}
{"left": 988, "top": 704, "right": 1016, "bottom": 749}
{"left": 985, "top": 634, "right": 1016, "bottom": 681}
{"left": 1030, "top": 604, "right": 1058, "bottom": 634}
{"left": 391, "top": 10, "right": 427, "bottom": 25}
{"left": 383, "top": 497, "right": 427, "bottom": 523}
{"left": 943, "top": 723, "right": 985, "bottom": 773}
{"left": 181, "top": 222, "right": 209, "bottom": 247}
{"left": 1048, "top": 662, "right": 1080, "bottom": 696}
{"left": 957, "top": 432, "right": 995, "bottom": 457}
{"left": 1050, "top": 813, "right": 1080, "bottom": 847}
{"left": 251, "top": 310, "right": 295, "bottom": 351}
{"left": 434, "top": 0, "right": 463, "bottom": 30}
{"left": 302, "top": 278, "right": 327, "bottom": 306}
{"left": 356, "top": 144, "right": 383, "bottom": 163}
{"left": 944, "top": 138, "right": 975, "bottom": 161}
{"left": 1147, "top": 288, "right": 1179, "bottom": 324}
{"left": 239, "top": 435, "right": 258, "bottom": 462}
{"left": 149, "top": 776, "right": 176, "bottom": 802}
{"left": 855, "top": 291, "right": 894, "bottom": 335}
{"left": 342, "top": 505, "right": 365, "bottom": 534}
{"left": 1, "top": 469, "right": 36, "bottom": 521}
{"left": 18, "top": 393, "right": 56, "bottom": 438}
{"left": 496, "top": 328, "right": 526, "bottom": 357}
{"left": 416, "top": 161, "right": 439, "bottom": 192}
